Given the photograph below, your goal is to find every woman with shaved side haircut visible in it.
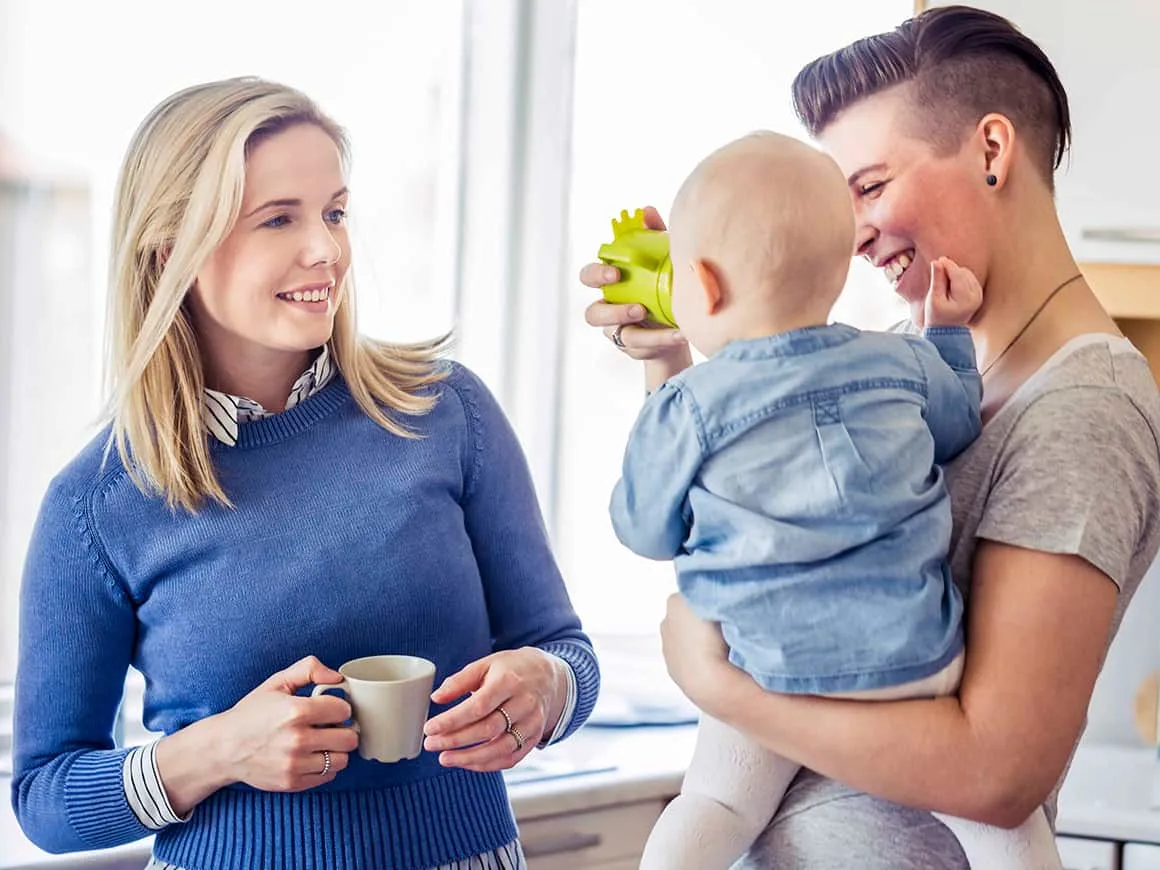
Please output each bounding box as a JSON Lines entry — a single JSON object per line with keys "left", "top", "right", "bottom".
{"left": 583, "top": 6, "right": 1160, "bottom": 867}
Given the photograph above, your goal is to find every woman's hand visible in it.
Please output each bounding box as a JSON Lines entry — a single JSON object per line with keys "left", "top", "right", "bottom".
{"left": 157, "top": 656, "right": 359, "bottom": 816}
{"left": 217, "top": 656, "right": 358, "bottom": 790}
{"left": 580, "top": 206, "right": 692, "bottom": 388}
{"left": 660, "top": 593, "right": 739, "bottom": 714}
{"left": 422, "top": 648, "right": 568, "bottom": 771}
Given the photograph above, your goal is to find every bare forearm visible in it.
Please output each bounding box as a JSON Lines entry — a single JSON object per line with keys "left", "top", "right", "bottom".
{"left": 663, "top": 548, "right": 1116, "bottom": 829}
{"left": 708, "top": 668, "right": 1022, "bottom": 825}
{"left": 154, "top": 714, "right": 237, "bottom": 816}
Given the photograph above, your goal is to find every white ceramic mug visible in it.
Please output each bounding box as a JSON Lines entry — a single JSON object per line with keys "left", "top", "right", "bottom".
{"left": 311, "top": 654, "right": 437, "bottom": 763}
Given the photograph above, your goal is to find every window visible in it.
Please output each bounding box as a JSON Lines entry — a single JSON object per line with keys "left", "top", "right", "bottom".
{"left": 554, "top": 0, "right": 914, "bottom": 639}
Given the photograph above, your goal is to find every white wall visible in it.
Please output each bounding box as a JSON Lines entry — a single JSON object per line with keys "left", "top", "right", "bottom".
{"left": 1087, "top": 560, "right": 1160, "bottom": 746}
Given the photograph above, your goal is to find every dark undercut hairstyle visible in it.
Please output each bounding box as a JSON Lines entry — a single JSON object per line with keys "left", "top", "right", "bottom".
{"left": 791, "top": 5, "right": 1071, "bottom": 189}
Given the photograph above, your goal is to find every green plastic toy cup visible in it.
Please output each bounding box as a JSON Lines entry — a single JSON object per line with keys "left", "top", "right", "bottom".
{"left": 596, "top": 208, "right": 677, "bottom": 328}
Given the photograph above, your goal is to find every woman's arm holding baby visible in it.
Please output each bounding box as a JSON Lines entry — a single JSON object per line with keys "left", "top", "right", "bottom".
{"left": 663, "top": 542, "right": 1115, "bottom": 827}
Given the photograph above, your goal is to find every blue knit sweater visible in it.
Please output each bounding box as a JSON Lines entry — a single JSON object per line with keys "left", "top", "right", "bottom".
{"left": 12, "top": 363, "right": 599, "bottom": 870}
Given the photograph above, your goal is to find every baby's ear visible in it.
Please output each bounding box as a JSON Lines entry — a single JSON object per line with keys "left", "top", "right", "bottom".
{"left": 691, "top": 258, "right": 724, "bottom": 315}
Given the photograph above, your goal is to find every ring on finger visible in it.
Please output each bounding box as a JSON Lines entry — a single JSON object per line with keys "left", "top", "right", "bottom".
{"left": 610, "top": 324, "right": 627, "bottom": 349}
{"left": 319, "top": 749, "right": 332, "bottom": 776}
{"left": 496, "top": 705, "right": 513, "bottom": 732}
{"left": 507, "top": 724, "right": 526, "bottom": 752}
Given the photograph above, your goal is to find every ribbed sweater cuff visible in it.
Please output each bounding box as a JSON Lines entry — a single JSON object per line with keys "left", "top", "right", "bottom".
{"left": 537, "top": 639, "right": 599, "bottom": 741}
{"left": 67, "top": 748, "right": 155, "bottom": 848}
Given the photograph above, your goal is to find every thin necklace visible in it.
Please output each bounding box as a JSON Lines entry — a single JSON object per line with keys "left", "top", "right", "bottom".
{"left": 980, "top": 272, "right": 1084, "bottom": 377}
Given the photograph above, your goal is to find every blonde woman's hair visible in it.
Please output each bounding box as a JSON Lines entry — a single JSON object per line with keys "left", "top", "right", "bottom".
{"left": 106, "top": 76, "right": 448, "bottom": 512}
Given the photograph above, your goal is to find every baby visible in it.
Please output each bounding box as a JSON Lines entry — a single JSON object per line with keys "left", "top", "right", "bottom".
{"left": 610, "top": 132, "right": 1059, "bottom": 869}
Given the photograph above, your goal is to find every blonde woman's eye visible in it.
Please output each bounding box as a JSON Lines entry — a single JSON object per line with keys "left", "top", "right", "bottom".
{"left": 262, "top": 214, "right": 290, "bottom": 229}
{"left": 326, "top": 208, "right": 347, "bottom": 225}
{"left": 860, "top": 182, "right": 885, "bottom": 198}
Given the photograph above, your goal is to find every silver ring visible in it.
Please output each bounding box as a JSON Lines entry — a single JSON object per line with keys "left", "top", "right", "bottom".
{"left": 319, "top": 749, "right": 331, "bottom": 776}
{"left": 610, "top": 324, "right": 627, "bottom": 349}
{"left": 508, "top": 724, "right": 526, "bottom": 752}
{"left": 496, "top": 705, "right": 513, "bottom": 732}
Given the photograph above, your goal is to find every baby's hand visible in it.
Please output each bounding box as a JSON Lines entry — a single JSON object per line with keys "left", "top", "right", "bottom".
{"left": 924, "top": 257, "right": 983, "bottom": 327}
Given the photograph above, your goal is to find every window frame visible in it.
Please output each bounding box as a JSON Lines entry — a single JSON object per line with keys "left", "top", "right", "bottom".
{"left": 454, "top": 0, "right": 578, "bottom": 520}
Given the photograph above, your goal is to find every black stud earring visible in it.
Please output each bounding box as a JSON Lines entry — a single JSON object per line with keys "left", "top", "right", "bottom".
{"left": 986, "top": 174, "right": 998, "bottom": 186}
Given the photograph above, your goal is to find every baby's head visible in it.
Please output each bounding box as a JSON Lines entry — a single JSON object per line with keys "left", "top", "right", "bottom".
{"left": 668, "top": 131, "right": 854, "bottom": 357}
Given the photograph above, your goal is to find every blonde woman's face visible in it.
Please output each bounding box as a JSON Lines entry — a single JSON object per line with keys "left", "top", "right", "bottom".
{"left": 189, "top": 123, "right": 350, "bottom": 370}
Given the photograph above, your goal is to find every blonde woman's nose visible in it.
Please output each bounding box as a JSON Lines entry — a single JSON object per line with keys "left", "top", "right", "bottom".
{"left": 304, "top": 224, "right": 342, "bottom": 267}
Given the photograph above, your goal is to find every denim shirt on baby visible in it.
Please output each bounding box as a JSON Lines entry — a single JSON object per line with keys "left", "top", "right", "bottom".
{"left": 610, "top": 323, "right": 982, "bottom": 693}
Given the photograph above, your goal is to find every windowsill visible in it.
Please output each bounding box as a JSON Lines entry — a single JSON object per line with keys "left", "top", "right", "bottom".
{"left": 584, "top": 633, "right": 697, "bottom": 727}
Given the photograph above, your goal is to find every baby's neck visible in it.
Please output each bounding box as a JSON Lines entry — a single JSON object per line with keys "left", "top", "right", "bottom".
{"left": 703, "top": 308, "right": 830, "bottom": 356}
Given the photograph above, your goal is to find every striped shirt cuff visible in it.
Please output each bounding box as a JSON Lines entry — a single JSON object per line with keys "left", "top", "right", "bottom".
{"left": 538, "top": 654, "right": 578, "bottom": 749}
{"left": 122, "top": 742, "right": 190, "bottom": 830}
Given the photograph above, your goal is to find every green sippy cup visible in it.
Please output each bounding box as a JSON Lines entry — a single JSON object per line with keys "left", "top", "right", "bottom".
{"left": 596, "top": 208, "right": 677, "bottom": 328}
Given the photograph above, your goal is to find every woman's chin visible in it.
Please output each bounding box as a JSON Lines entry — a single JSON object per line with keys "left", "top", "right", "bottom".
{"left": 892, "top": 266, "right": 927, "bottom": 311}
{"left": 277, "top": 323, "right": 336, "bottom": 352}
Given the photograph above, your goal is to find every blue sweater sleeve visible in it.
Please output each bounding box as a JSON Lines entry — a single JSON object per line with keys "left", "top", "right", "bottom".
{"left": 610, "top": 381, "right": 704, "bottom": 560}
{"left": 446, "top": 365, "right": 599, "bottom": 740}
{"left": 910, "top": 327, "right": 983, "bottom": 464}
{"left": 11, "top": 473, "right": 153, "bottom": 853}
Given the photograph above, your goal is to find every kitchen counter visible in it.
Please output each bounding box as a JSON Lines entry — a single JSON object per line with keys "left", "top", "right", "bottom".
{"left": 1056, "top": 743, "right": 1160, "bottom": 844}
{"left": 511, "top": 728, "right": 1160, "bottom": 846}
{"left": 516, "top": 727, "right": 1160, "bottom": 846}
{"left": 4, "top": 727, "right": 1160, "bottom": 868}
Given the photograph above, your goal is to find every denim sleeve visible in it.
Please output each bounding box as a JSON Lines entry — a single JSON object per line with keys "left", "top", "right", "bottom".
{"left": 610, "top": 381, "right": 705, "bottom": 560}
{"left": 911, "top": 328, "right": 983, "bottom": 464}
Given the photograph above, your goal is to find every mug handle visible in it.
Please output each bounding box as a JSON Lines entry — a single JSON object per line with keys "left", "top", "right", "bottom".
{"left": 310, "top": 680, "right": 360, "bottom": 733}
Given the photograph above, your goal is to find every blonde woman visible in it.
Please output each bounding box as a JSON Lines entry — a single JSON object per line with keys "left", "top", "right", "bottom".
{"left": 12, "top": 77, "right": 598, "bottom": 870}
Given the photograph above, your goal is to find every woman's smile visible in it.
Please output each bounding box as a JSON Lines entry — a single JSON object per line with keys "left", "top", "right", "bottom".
{"left": 276, "top": 282, "right": 333, "bottom": 312}
{"left": 880, "top": 250, "right": 915, "bottom": 286}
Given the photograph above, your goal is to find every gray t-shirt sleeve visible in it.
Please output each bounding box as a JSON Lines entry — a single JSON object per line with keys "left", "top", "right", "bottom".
{"left": 977, "top": 386, "right": 1160, "bottom": 587}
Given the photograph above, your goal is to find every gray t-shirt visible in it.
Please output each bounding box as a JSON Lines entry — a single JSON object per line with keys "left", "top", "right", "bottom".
{"left": 738, "top": 335, "right": 1160, "bottom": 869}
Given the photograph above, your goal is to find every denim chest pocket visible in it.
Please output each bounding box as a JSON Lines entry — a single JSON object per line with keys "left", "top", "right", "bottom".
{"left": 812, "top": 394, "right": 874, "bottom": 508}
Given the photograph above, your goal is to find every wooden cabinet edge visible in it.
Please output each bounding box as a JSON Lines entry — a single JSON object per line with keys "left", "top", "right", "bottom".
{"left": 1085, "top": 263, "right": 1160, "bottom": 385}
{"left": 1082, "top": 263, "right": 1160, "bottom": 319}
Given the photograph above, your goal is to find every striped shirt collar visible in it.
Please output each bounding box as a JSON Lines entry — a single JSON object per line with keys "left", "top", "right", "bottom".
{"left": 203, "top": 346, "right": 336, "bottom": 447}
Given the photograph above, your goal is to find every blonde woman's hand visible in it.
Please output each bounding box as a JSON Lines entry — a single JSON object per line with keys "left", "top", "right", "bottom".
{"left": 581, "top": 206, "right": 692, "bottom": 380}
{"left": 923, "top": 257, "right": 983, "bottom": 328}
{"left": 218, "top": 655, "right": 359, "bottom": 791}
{"left": 422, "top": 648, "right": 568, "bottom": 772}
